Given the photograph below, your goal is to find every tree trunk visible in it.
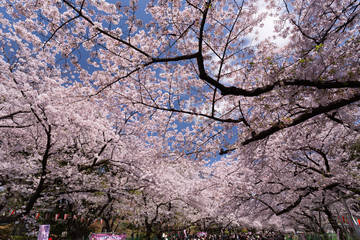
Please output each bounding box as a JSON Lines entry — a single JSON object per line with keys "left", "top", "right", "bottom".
{"left": 146, "top": 224, "right": 152, "bottom": 240}
{"left": 323, "top": 206, "right": 346, "bottom": 240}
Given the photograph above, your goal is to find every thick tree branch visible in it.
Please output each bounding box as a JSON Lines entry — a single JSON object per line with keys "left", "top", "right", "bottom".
{"left": 243, "top": 93, "right": 360, "bottom": 145}
{"left": 0, "top": 110, "right": 30, "bottom": 120}
{"left": 136, "top": 101, "right": 245, "bottom": 123}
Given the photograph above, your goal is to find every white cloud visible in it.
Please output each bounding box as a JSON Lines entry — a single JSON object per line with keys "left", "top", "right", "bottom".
{"left": 249, "top": 0, "right": 291, "bottom": 48}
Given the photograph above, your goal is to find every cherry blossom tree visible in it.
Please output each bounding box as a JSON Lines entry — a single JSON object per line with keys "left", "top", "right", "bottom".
{"left": 1, "top": 0, "right": 359, "bottom": 235}
{"left": 1, "top": 0, "right": 357, "bottom": 156}
{"left": 207, "top": 116, "right": 359, "bottom": 235}
{"left": 0, "top": 39, "right": 118, "bottom": 224}
{"left": 0, "top": 15, "right": 149, "bottom": 226}
{"left": 114, "top": 153, "right": 206, "bottom": 240}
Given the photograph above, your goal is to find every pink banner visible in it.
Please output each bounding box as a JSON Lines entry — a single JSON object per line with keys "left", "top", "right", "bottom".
{"left": 89, "top": 233, "right": 126, "bottom": 240}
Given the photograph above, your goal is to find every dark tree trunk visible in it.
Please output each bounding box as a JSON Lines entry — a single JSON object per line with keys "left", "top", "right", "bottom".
{"left": 146, "top": 224, "right": 152, "bottom": 240}
{"left": 323, "top": 206, "right": 346, "bottom": 240}
{"left": 103, "top": 218, "right": 112, "bottom": 233}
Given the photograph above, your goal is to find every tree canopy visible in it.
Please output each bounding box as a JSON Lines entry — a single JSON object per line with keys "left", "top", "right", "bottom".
{"left": 0, "top": 0, "right": 359, "bottom": 238}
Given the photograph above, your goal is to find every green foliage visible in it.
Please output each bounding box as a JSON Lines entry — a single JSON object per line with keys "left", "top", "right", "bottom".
{"left": 314, "top": 43, "right": 324, "bottom": 52}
